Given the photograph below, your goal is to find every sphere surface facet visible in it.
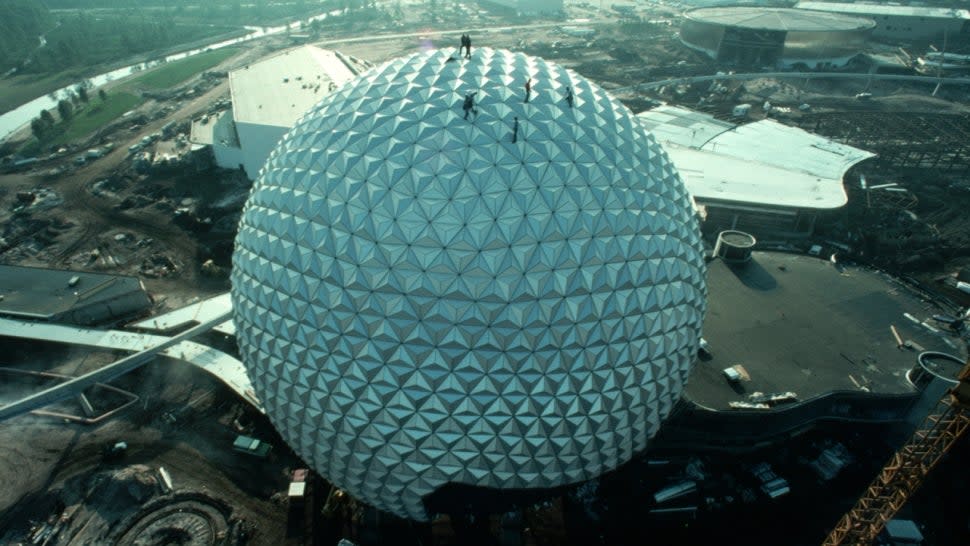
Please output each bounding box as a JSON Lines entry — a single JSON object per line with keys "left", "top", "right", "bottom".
{"left": 231, "top": 48, "right": 707, "bottom": 520}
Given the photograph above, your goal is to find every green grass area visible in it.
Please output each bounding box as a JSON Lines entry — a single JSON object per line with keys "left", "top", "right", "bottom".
{"left": 121, "top": 48, "right": 240, "bottom": 91}
{"left": 14, "top": 46, "right": 239, "bottom": 153}
{"left": 51, "top": 92, "right": 143, "bottom": 145}
{"left": 19, "top": 91, "right": 143, "bottom": 154}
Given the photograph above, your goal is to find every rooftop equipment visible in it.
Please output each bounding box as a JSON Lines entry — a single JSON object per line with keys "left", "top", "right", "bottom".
{"left": 714, "top": 230, "right": 756, "bottom": 263}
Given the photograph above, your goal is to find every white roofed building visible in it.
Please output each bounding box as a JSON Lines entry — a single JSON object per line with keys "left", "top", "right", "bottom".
{"left": 193, "top": 45, "right": 368, "bottom": 179}
{"left": 638, "top": 105, "right": 875, "bottom": 238}
{"left": 796, "top": 2, "right": 970, "bottom": 41}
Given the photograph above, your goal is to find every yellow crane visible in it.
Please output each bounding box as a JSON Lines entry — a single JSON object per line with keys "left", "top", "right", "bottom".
{"left": 823, "top": 357, "right": 970, "bottom": 545}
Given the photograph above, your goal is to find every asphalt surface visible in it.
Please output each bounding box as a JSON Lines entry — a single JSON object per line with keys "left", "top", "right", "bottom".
{"left": 688, "top": 251, "right": 965, "bottom": 410}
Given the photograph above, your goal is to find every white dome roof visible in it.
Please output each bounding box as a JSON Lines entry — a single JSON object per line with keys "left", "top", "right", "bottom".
{"left": 231, "top": 47, "right": 706, "bottom": 520}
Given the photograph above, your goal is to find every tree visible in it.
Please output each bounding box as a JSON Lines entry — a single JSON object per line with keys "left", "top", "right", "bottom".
{"left": 31, "top": 107, "right": 56, "bottom": 141}
{"left": 57, "top": 99, "right": 73, "bottom": 121}
{"left": 31, "top": 118, "right": 47, "bottom": 140}
{"left": 76, "top": 84, "right": 89, "bottom": 103}
{"left": 98, "top": 88, "right": 107, "bottom": 102}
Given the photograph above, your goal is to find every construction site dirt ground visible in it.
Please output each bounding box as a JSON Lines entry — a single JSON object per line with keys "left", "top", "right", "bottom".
{"left": 2, "top": 5, "right": 970, "bottom": 544}
{"left": 0, "top": 341, "right": 302, "bottom": 546}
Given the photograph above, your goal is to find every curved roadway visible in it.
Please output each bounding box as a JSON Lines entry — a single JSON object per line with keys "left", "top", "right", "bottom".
{"left": 0, "top": 312, "right": 261, "bottom": 421}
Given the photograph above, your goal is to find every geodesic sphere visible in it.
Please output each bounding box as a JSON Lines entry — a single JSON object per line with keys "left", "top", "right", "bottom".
{"left": 231, "top": 48, "right": 706, "bottom": 520}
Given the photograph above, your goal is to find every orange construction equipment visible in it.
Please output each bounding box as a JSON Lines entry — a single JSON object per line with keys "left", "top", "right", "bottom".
{"left": 822, "top": 357, "right": 970, "bottom": 545}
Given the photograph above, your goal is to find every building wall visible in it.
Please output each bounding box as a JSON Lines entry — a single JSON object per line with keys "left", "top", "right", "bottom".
{"left": 680, "top": 20, "right": 871, "bottom": 68}
{"left": 213, "top": 141, "right": 245, "bottom": 172}
{"left": 783, "top": 28, "right": 873, "bottom": 65}
{"left": 701, "top": 202, "right": 818, "bottom": 239}
{"left": 205, "top": 108, "right": 287, "bottom": 178}
{"left": 235, "top": 122, "right": 289, "bottom": 180}
{"left": 718, "top": 26, "right": 787, "bottom": 67}
{"left": 208, "top": 109, "right": 244, "bottom": 172}
{"left": 60, "top": 291, "right": 154, "bottom": 325}
{"left": 656, "top": 391, "right": 918, "bottom": 451}
{"left": 680, "top": 19, "right": 727, "bottom": 59}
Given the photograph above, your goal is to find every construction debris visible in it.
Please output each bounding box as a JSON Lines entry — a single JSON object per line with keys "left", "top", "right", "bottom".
{"left": 890, "top": 324, "right": 904, "bottom": 348}
{"left": 722, "top": 364, "right": 751, "bottom": 383}
{"left": 808, "top": 442, "right": 854, "bottom": 481}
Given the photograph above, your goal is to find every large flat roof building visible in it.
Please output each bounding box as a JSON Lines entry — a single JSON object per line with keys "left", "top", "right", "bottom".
{"left": 796, "top": 2, "right": 970, "bottom": 41}
{"left": 651, "top": 249, "right": 966, "bottom": 450}
{"left": 689, "top": 251, "right": 944, "bottom": 410}
{"left": 0, "top": 265, "right": 153, "bottom": 326}
{"left": 638, "top": 105, "right": 875, "bottom": 237}
{"left": 193, "top": 45, "right": 368, "bottom": 179}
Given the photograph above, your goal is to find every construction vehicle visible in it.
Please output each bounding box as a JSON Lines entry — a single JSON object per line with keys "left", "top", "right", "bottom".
{"left": 822, "top": 357, "right": 970, "bottom": 545}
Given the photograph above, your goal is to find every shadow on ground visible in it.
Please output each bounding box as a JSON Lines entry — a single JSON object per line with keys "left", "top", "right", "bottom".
{"left": 726, "top": 259, "right": 778, "bottom": 291}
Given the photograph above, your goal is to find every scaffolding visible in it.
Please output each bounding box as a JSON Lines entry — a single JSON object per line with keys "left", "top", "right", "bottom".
{"left": 802, "top": 112, "right": 970, "bottom": 172}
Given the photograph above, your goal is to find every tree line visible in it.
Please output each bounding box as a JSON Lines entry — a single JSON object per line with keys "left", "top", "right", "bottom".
{"left": 1, "top": 0, "right": 315, "bottom": 76}
{"left": 0, "top": 0, "right": 53, "bottom": 74}
{"left": 41, "top": 0, "right": 318, "bottom": 22}
{"left": 22, "top": 11, "right": 236, "bottom": 75}
{"left": 30, "top": 83, "right": 108, "bottom": 143}
{"left": 44, "top": 0, "right": 283, "bottom": 7}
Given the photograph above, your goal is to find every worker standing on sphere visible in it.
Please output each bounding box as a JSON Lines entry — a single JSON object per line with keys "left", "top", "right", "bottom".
{"left": 463, "top": 92, "right": 478, "bottom": 120}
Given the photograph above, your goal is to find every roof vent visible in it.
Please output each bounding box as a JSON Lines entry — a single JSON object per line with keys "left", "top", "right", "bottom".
{"left": 714, "top": 230, "right": 756, "bottom": 264}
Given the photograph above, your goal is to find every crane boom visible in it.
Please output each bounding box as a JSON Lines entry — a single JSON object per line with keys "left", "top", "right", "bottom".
{"left": 822, "top": 358, "right": 970, "bottom": 546}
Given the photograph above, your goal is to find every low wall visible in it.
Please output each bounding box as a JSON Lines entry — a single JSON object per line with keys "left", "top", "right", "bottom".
{"left": 653, "top": 389, "right": 919, "bottom": 452}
